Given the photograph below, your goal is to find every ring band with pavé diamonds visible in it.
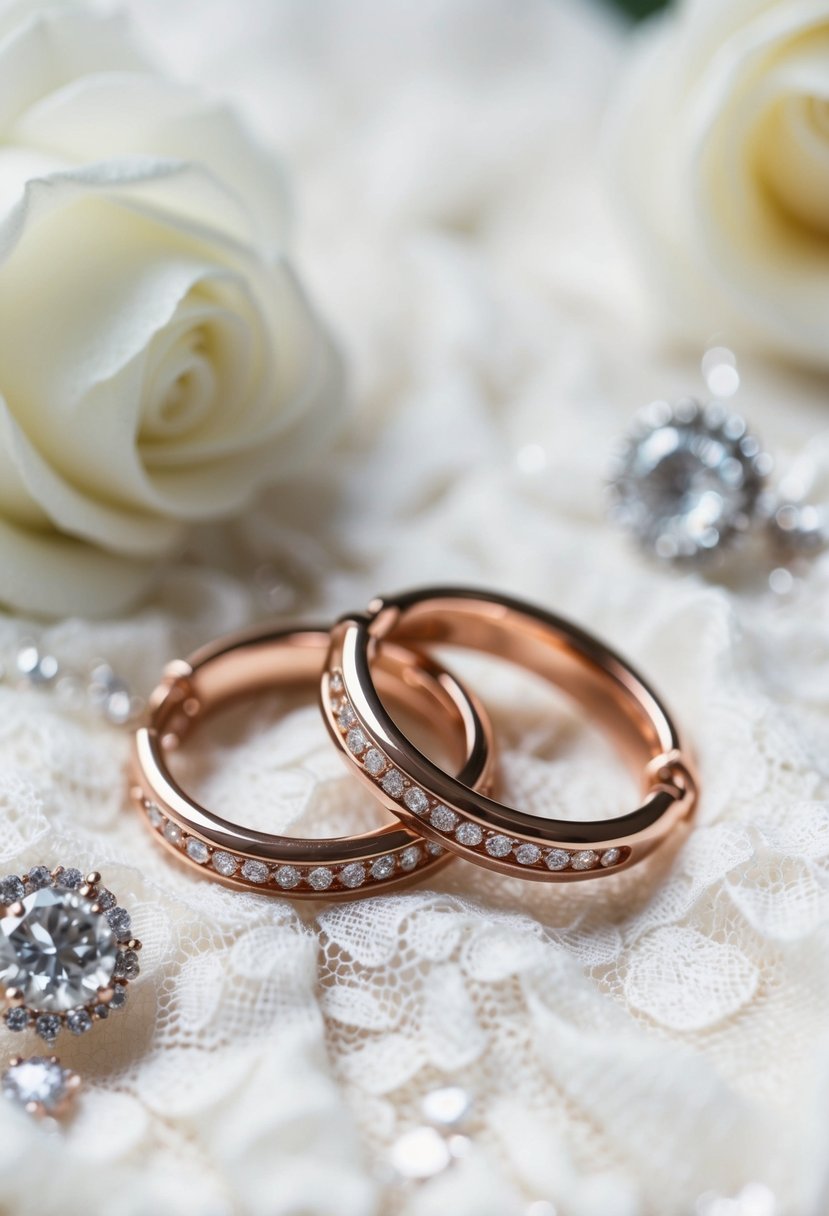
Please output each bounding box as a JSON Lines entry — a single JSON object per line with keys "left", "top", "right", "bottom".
{"left": 131, "top": 624, "right": 495, "bottom": 898}
{"left": 323, "top": 587, "right": 697, "bottom": 881}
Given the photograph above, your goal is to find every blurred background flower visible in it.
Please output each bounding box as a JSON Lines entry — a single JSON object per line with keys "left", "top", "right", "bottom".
{"left": 0, "top": 1, "right": 341, "bottom": 619}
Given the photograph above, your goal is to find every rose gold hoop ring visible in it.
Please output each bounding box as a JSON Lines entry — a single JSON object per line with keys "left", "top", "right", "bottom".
{"left": 131, "top": 625, "right": 495, "bottom": 899}
{"left": 324, "top": 587, "right": 697, "bottom": 881}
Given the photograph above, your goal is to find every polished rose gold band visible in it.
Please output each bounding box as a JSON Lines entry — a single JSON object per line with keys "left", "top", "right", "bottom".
{"left": 131, "top": 624, "right": 494, "bottom": 898}
{"left": 323, "top": 587, "right": 697, "bottom": 881}
{"left": 132, "top": 587, "right": 696, "bottom": 896}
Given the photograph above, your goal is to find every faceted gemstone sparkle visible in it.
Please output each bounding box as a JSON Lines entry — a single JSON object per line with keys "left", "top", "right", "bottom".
{"left": 338, "top": 704, "right": 357, "bottom": 729}
{"left": 5, "top": 1007, "right": 29, "bottom": 1031}
{"left": 106, "top": 907, "right": 131, "bottom": 940}
{"left": 109, "top": 986, "right": 128, "bottom": 1010}
{"left": 346, "top": 727, "right": 368, "bottom": 755}
{"left": 363, "top": 748, "right": 387, "bottom": 776}
{"left": 307, "top": 867, "right": 334, "bottom": 892}
{"left": 430, "top": 806, "right": 458, "bottom": 832}
{"left": 571, "top": 850, "right": 599, "bottom": 871}
{"left": 404, "top": 788, "right": 429, "bottom": 815}
{"left": 241, "top": 860, "right": 269, "bottom": 884}
{"left": 275, "top": 866, "right": 301, "bottom": 890}
{"left": 185, "top": 839, "right": 210, "bottom": 865}
{"left": 146, "top": 803, "right": 164, "bottom": 830}
{"left": 381, "top": 770, "right": 406, "bottom": 798}
{"left": 455, "top": 822, "right": 483, "bottom": 847}
{"left": 114, "top": 950, "right": 140, "bottom": 981}
{"left": 485, "top": 835, "right": 512, "bottom": 858}
{"left": 3, "top": 1057, "right": 69, "bottom": 1113}
{"left": 514, "top": 843, "right": 541, "bottom": 866}
{"left": 340, "top": 863, "right": 366, "bottom": 889}
{"left": 329, "top": 672, "right": 344, "bottom": 696}
{"left": 545, "top": 849, "right": 570, "bottom": 871}
{"left": 212, "top": 852, "right": 238, "bottom": 877}
{"left": 25, "top": 867, "right": 51, "bottom": 893}
{"left": 66, "top": 1008, "right": 92, "bottom": 1036}
{"left": 0, "top": 876, "right": 24, "bottom": 905}
{"left": 600, "top": 848, "right": 622, "bottom": 868}
{"left": 400, "top": 846, "right": 421, "bottom": 872}
{"left": 163, "top": 821, "right": 182, "bottom": 846}
{"left": 0, "top": 887, "right": 117, "bottom": 1012}
{"left": 35, "top": 1014, "right": 61, "bottom": 1043}
{"left": 54, "top": 868, "right": 82, "bottom": 890}
{"left": 371, "top": 855, "right": 396, "bottom": 881}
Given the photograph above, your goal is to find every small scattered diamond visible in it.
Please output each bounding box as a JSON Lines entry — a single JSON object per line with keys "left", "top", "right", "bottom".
{"left": 163, "top": 821, "right": 182, "bottom": 846}
{"left": 430, "top": 806, "right": 458, "bottom": 832}
{"left": 275, "top": 866, "right": 301, "bottom": 890}
{"left": 485, "top": 835, "right": 512, "bottom": 858}
{"left": 400, "top": 846, "right": 421, "bottom": 872}
{"left": 455, "top": 822, "right": 483, "bottom": 847}
{"left": 66, "top": 1009, "right": 92, "bottom": 1036}
{"left": 571, "top": 850, "right": 599, "bottom": 871}
{"left": 109, "top": 986, "right": 128, "bottom": 1010}
{"left": 3, "top": 1057, "right": 71, "bottom": 1115}
{"left": 146, "top": 803, "right": 164, "bottom": 830}
{"left": 25, "top": 867, "right": 51, "bottom": 892}
{"left": 212, "top": 852, "right": 238, "bottom": 877}
{"left": 338, "top": 704, "right": 357, "bottom": 729}
{"left": 185, "top": 839, "right": 209, "bottom": 865}
{"left": 106, "top": 906, "right": 132, "bottom": 939}
{"left": 515, "top": 843, "right": 542, "bottom": 866}
{"left": 329, "top": 673, "right": 344, "bottom": 695}
{"left": 363, "top": 748, "right": 387, "bottom": 776}
{"left": 404, "top": 788, "right": 429, "bottom": 815}
{"left": 601, "top": 848, "right": 622, "bottom": 868}
{"left": 340, "top": 863, "right": 366, "bottom": 889}
{"left": 346, "top": 727, "right": 369, "bottom": 755}
{"left": 545, "top": 849, "right": 570, "bottom": 871}
{"left": 55, "top": 868, "right": 83, "bottom": 890}
{"left": 371, "top": 855, "right": 396, "bottom": 880}
{"left": 95, "top": 888, "right": 116, "bottom": 910}
{"left": 308, "top": 867, "right": 334, "bottom": 892}
{"left": 114, "top": 950, "right": 140, "bottom": 981}
{"left": 5, "top": 1007, "right": 29, "bottom": 1032}
{"left": 427, "top": 842, "right": 444, "bottom": 857}
{"left": 382, "top": 770, "right": 406, "bottom": 798}
{"left": 241, "top": 860, "right": 269, "bottom": 884}
{"left": 0, "top": 876, "right": 24, "bottom": 905}
{"left": 35, "top": 1014, "right": 61, "bottom": 1043}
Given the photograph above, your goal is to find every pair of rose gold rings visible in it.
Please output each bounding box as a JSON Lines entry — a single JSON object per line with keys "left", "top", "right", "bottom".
{"left": 131, "top": 587, "right": 697, "bottom": 899}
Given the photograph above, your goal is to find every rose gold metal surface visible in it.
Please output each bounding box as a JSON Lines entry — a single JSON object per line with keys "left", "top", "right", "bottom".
{"left": 131, "top": 624, "right": 495, "bottom": 899}
{"left": 325, "top": 587, "right": 698, "bottom": 881}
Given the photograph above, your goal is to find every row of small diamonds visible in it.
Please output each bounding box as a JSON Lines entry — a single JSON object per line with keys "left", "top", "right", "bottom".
{"left": 142, "top": 798, "right": 442, "bottom": 893}
{"left": 329, "top": 670, "right": 627, "bottom": 874}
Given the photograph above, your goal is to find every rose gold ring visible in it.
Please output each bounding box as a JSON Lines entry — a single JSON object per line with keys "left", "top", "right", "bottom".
{"left": 323, "top": 587, "right": 697, "bottom": 881}
{"left": 131, "top": 624, "right": 495, "bottom": 898}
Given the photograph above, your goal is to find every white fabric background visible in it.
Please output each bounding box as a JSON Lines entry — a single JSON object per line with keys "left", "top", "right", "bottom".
{"left": 2, "top": 2, "right": 829, "bottom": 1214}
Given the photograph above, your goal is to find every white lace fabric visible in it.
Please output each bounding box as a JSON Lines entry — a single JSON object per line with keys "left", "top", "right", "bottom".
{"left": 1, "top": 1, "right": 829, "bottom": 1213}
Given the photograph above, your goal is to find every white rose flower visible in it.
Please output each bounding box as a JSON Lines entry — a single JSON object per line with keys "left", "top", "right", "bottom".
{"left": 607, "top": 0, "right": 829, "bottom": 370}
{"left": 0, "top": 0, "right": 341, "bottom": 618}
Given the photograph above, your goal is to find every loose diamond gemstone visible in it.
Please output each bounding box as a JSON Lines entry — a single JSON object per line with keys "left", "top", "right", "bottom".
{"left": 54, "top": 868, "right": 83, "bottom": 890}
{"left": 430, "top": 806, "right": 458, "bottom": 832}
{"left": 5, "top": 1007, "right": 29, "bottom": 1032}
{"left": 404, "top": 788, "right": 430, "bottom": 815}
{"left": 455, "top": 822, "right": 483, "bottom": 847}
{"left": 600, "top": 848, "right": 622, "bottom": 868}
{"left": 35, "top": 1014, "right": 61, "bottom": 1043}
{"left": 163, "top": 821, "right": 182, "bottom": 846}
{"left": 338, "top": 704, "right": 357, "bottom": 729}
{"left": 185, "top": 839, "right": 209, "bottom": 865}
{"left": 609, "top": 399, "right": 770, "bottom": 564}
{"left": 114, "top": 950, "right": 140, "bottom": 981}
{"left": 363, "top": 748, "right": 387, "bottom": 776}
{"left": 109, "top": 986, "right": 128, "bottom": 1010}
{"left": 329, "top": 673, "right": 344, "bottom": 696}
{"left": 0, "top": 876, "right": 24, "bottom": 905}
{"left": 514, "top": 843, "right": 541, "bottom": 866}
{"left": 241, "top": 860, "right": 269, "bottom": 884}
{"left": 106, "top": 906, "right": 131, "bottom": 939}
{"left": 571, "top": 850, "right": 599, "bottom": 871}
{"left": 371, "top": 855, "right": 396, "bottom": 881}
{"left": 146, "top": 803, "right": 164, "bottom": 830}
{"left": 426, "top": 842, "right": 444, "bottom": 857}
{"left": 66, "top": 1008, "right": 92, "bottom": 1036}
{"left": 212, "top": 852, "right": 238, "bottom": 878}
{"left": 400, "top": 846, "right": 421, "bottom": 872}
{"left": 95, "top": 888, "right": 116, "bottom": 910}
{"left": 275, "top": 866, "right": 301, "bottom": 890}
{"left": 340, "top": 863, "right": 366, "bottom": 889}
{"left": 307, "top": 867, "right": 334, "bottom": 892}
{"left": 485, "top": 835, "right": 512, "bottom": 858}
{"left": 346, "top": 727, "right": 369, "bottom": 755}
{"left": 0, "top": 887, "right": 117, "bottom": 1011}
{"left": 25, "top": 867, "right": 51, "bottom": 893}
{"left": 381, "top": 770, "right": 406, "bottom": 798}
{"left": 3, "top": 1057, "right": 70, "bottom": 1114}
{"left": 545, "top": 849, "right": 571, "bottom": 871}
